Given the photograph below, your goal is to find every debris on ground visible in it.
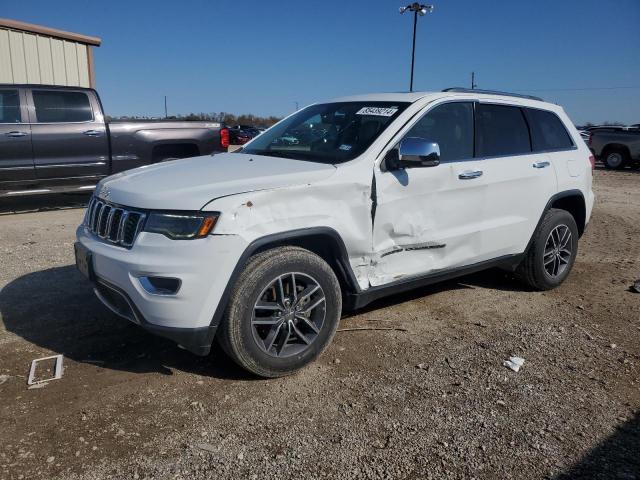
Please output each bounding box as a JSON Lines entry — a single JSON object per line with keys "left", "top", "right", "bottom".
{"left": 195, "top": 443, "right": 217, "bottom": 454}
{"left": 503, "top": 356, "right": 525, "bottom": 373}
{"left": 415, "top": 363, "right": 429, "bottom": 371}
{"left": 0, "top": 374, "right": 9, "bottom": 386}
{"left": 27, "top": 354, "right": 64, "bottom": 386}
{"left": 632, "top": 279, "right": 640, "bottom": 293}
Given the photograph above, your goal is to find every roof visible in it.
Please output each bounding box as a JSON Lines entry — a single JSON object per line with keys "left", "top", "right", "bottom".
{"left": 0, "top": 18, "right": 101, "bottom": 46}
{"left": 329, "top": 90, "right": 552, "bottom": 108}
{"left": 0, "top": 84, "right": 95, "bottom": 91}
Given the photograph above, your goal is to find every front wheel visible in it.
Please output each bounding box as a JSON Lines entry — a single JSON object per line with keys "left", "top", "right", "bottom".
{"left": 218, "top": 246, "right": 342, "bottom": 378}
{"left": 517, "top": 208, "right": 579, "bottom": 290}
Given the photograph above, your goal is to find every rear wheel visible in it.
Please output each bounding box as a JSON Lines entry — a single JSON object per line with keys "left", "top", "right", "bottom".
{"left": 218, "top": 247, "right": 342, "bottom": 378}
{"left": 517, "top": 208, "right": 579, "bottom": 290}
{"left": 603, "top": 148, "right": 629, "bottom": 170}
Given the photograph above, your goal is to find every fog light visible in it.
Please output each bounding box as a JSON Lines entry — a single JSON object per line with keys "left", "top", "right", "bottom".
{"left": 139, "top": 276, "right": 181, "bottom": 295}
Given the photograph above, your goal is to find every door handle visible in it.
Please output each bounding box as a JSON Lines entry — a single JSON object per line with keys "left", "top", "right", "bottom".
{"left": 5, "top": 131, "right": 28, "bottom": 138}
{"left": 458, "top": 170, "right": 483, "bottom": 180}
{"left": 83, "top": 130, "right": 102, "bottom": 137}
{"left": 533, "top": 161, "right": 551, "bottom": 169}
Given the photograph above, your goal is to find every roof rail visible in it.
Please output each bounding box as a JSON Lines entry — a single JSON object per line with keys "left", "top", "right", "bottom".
{"left": 442, "top": 88, "right": 543, "bottom": 102}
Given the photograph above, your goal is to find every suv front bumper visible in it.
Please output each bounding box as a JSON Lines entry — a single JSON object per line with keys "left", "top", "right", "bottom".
{"left": 75, "top": 225, "right": 247, "bottom": 355}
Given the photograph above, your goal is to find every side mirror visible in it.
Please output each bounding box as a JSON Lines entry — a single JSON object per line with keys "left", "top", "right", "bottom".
{"left": 398, "top": 137, "right": 440, "bottom": 168}
{"left": 383, "top": 138, "right": 441, "bottom": 171}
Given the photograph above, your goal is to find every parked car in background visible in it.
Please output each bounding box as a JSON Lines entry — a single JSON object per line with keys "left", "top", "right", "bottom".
{"left": 75, "top": 88, "right": 594, "bottom": 378}
{"left": 229, "top": 127, "right": 254, "bottom": 145}
{"left": 588, "top": 126, "right": 640, "bottom": 169}
{"left": 0, "top": 85, "right": 229, "bottom": 197}
{"left": 232, "top": 125, "right": 262, "bottom": 137}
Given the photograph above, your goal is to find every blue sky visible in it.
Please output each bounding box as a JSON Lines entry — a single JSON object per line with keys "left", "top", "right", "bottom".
{"left": 4, "top": 0, "right": 639, "bottom": 124}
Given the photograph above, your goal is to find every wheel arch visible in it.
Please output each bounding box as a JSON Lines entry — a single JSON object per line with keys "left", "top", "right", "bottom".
{"left": 549, "top": 190, "right": 587, "bottom": 237}
{"left": 601, "top": 143, "right": 631, "bottom": 158}
{"left": 209, "top": 227, "right": 360, "bottom": 329}
{"left": 525, "top": 191, "right": 586, "bottom": 256}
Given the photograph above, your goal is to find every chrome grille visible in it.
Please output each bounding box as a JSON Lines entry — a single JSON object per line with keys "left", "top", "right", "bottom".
{"left": 84, "top": 197, "right": 146, "bottom": 248}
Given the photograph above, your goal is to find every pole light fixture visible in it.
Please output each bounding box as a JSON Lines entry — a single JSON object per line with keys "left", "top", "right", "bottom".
{"left": 399, "top": 2, "right": 434, "bottom": 92}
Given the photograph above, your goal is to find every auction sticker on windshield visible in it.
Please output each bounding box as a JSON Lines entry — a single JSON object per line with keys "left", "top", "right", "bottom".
{"left": 356, "top": 106, "right": 398, "bottom": 117}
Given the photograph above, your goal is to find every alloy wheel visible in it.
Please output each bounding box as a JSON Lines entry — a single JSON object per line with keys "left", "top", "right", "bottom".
{"left": 543, "top": 224, "right": 572, "bottom": 278}
{"left": 251, "top": 272, "right": 326, "bottom": 358}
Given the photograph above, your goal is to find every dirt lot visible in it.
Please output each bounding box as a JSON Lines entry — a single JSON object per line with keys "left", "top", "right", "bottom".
{"left": 0, "top": 169, "right": 638, "bottom": 480}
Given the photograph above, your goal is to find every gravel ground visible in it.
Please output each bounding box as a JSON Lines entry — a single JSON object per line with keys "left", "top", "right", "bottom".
{"left": 0, "top": 169, "right": 638, "bottom": 480}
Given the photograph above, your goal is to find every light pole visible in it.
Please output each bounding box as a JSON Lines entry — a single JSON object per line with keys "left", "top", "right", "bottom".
{"left": 399, "top": 2, "right": 434, "bottom": 92}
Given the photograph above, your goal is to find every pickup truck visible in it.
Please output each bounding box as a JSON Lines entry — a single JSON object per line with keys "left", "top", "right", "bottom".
{"left": 588, "top": 126, "right": 640, "bottom": 169}
{"left": 0, "top": 85, "right": 230, "bottom": 197}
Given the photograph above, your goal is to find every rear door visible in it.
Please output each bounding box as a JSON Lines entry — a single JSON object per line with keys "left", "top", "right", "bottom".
{"left": 27, "top": 88, "right": 109, "bottom": 180}
{"left": 0, "top": 88, "right": 36, "bottom": 184}
{"left": 473, "top": 103, "right": 557, "bottom": 258}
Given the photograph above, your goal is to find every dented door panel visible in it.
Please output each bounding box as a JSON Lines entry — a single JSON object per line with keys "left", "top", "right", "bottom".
{"left": 370, "top": 160, "right": 487, "bottom": 286}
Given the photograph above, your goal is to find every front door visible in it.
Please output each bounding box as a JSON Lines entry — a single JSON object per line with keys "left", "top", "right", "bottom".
{"left": 28, "top": 88, "right": 109, "bottom": 180}
{"left": 371, "top": 101, "right": 487, "bottom": 286}
{"left": 0, "top": 88, "right": 36, "bottom": 186}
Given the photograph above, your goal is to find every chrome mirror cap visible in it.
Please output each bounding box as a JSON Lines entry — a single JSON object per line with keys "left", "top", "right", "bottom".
{"left": 398, "top": 137, "right": 440, "bottom": 167}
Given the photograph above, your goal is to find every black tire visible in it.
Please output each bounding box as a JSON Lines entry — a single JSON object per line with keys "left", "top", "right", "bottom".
{"left": 516, "top": 208, "right": 579, "bottom": 291}
{"left": 603, "top": 147, "right": 629, "bottom": 170}
{"left": 217, "top": 246, "right": 342, "bottom": 378}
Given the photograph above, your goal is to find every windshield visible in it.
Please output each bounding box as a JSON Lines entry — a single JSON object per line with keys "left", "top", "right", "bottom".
{"left": 240, "top": 101, "right": 410, "bottom": 163}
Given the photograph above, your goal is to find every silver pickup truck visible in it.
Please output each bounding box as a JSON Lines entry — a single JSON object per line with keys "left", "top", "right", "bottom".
{"left": 0, "top": 85, "right": 229, "bottom": 197}
{"left": 588, "top": 126, "right": 640, "bottom": 169}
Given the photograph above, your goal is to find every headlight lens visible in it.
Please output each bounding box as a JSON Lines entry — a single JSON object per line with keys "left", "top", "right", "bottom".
{"left": 143, "top": 212, "right": 219, "bottom": 240}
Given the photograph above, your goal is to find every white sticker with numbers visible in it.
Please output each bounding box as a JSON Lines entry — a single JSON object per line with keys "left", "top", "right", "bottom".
{"left": 356, "top": 106, "right": 398, "bottom": 117}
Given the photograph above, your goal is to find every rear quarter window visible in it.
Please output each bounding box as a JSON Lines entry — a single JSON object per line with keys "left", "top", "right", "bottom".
{"left": 33, "top": 90, "right": 93, "bottom": 123}
{"left": 525, "top": 108, "right": 574, "bottom": 151}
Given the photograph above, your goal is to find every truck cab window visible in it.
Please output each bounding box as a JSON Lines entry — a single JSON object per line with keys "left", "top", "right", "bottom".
{"left": 0, "top": 90, "right": 21, "bottom": 123}
{"left": 33, "top": 91, "right": 93, "bottom": 123}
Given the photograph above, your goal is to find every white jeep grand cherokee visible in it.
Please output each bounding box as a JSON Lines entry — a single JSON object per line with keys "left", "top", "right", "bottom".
{"left": 75, "top": 89, "right": 595, "bottom": 377}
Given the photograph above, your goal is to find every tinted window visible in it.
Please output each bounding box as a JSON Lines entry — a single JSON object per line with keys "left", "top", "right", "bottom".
{"left": 405, "top": 102, "right": 473, "bottom": 162}
{"left": 475, "top": 104, "right": 531, "bottom": 157}
{"left": 0, "top": 90, "right": 21, "bottom": 123}
{"left": 33, "top": 91, "right": 93, "bottom": 123}
{"left": 526, "top": 108, "right": 574, "bottom": 151}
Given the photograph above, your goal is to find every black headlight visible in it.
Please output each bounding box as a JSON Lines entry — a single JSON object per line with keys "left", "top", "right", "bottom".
{"left": 143, "top": 212, "right": 219, "bottom": 240}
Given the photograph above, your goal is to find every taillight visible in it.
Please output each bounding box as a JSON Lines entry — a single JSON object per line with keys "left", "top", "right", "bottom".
{"left": 588, "top": 154, "right": 595, "bottom": 170}
{"left": 220, "top": 127, "right": 230, "bottom": 149}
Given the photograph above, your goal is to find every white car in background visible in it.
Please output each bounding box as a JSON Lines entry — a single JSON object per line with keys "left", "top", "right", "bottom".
{"left": 75, "top": 88, "right": 595, "bottom": 378}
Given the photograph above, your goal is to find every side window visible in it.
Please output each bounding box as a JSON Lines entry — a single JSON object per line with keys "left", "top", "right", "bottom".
{"left": 526, "top": 108, "right": 574, "bottom": 151}
{"left": 0, "top": 90, "right": 21, "bottom": 123}
{"left": 475, "top": 104, "right": 531, "bottom": 157}
{"left": 33, "top": 91, "right": 93, "bottom": 123}
{"left": 405, "top": 102, "right": 473, "bottom": 162}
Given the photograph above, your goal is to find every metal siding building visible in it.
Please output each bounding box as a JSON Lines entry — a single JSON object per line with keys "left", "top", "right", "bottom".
{"left": 0, "top": 18, "right": 101, "bottom": 88}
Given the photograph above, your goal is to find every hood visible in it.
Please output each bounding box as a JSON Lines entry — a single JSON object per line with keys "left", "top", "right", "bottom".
{"left": 96, "top": 153, "right": 337, "bottom": 210}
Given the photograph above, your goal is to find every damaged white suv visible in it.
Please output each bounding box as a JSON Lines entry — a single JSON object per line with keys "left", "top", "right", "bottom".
{"left": 75, "top": 89, "right": 594, "bottom": 377}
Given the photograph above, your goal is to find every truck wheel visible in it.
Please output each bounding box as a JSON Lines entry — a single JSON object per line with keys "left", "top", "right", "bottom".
{"left": 218, "top": 247, "right": 342, "bottom": 378}
{"left": 516, "top": 208, "right": 579, "bottom": 291}
{"left": 603, "top": 148, "right": 629, "bottom": 170}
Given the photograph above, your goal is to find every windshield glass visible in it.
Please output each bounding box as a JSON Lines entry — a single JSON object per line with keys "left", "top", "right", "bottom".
{"left": 240, "top": 102, "right": 410, "bottom": 163}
